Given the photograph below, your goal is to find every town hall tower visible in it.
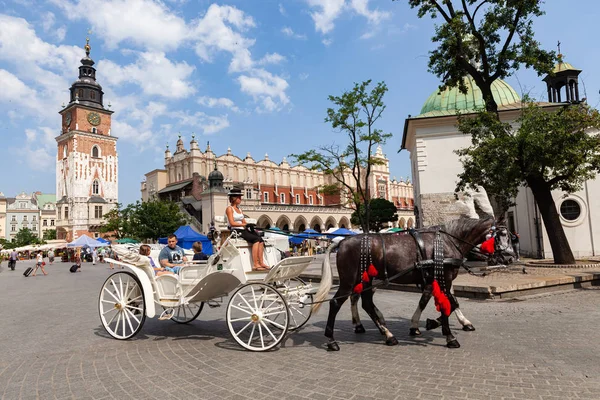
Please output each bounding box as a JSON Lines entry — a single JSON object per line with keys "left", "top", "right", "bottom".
{"left": 55, "top": 37, "right": 118, "bottom": 241}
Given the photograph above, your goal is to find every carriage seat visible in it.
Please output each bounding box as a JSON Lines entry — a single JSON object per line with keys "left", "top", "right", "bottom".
{"left": 214, "top": 216, "right": 258, "bottom": 246}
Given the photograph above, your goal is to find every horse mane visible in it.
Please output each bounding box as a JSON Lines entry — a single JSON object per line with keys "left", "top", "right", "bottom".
{"left": 442, "top": 217, "right": 489, "bottom": 237}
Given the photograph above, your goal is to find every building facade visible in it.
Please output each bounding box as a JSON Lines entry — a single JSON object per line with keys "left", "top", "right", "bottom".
{"left": 55, "top": 38, "right": 118, "bottom": 241}
{"left": 5, "top": 192, "right": 41, "bottom": 241}
{"left": 0, "top": 193, "right": 6, "bottom": 241}
{"left": 402, "top": 55, "right": 599, "bottom": 258}
{"left": 36, "top": 193, "right": 57, "bottom": 239}
{"left": 141, "top": 137, "right": 414, "bottom": 232}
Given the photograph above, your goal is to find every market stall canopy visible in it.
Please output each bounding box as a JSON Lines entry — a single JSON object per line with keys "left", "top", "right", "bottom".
{"left": 114, "top": 238, "right": 139, "bottom": 244}
{"left": 96, "top": 237, "right": 110, "bottom": 244}
{"left": 67, "top": 235, "right": 105, "bottom": 248}
{"left": 158, "top": 226, "right": 213, "bottom": 255}
{"left": 326, "top": 228, "right": 357, "bottom": 239}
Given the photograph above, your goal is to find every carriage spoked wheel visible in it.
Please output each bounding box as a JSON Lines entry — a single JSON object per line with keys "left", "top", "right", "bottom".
{"left": 167, "top": 302, "right": 204, "bottom": 324}
{"left": 99, "top": 271, "right": 146, "bottom": 340}
{"left": 226, "top": 283, "right": 289, "bottom": 351}
{"left": 279, "top": 277, "right": 313, "bottom": 331}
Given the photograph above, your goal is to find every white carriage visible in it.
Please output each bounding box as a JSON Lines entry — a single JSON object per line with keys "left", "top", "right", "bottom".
{"left": 98, "top": 231, "right": 316, "bottom": 351}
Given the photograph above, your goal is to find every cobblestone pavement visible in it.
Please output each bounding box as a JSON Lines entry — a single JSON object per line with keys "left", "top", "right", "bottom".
{"left": 1, "top": 260, "right": 599, "bottom": 400}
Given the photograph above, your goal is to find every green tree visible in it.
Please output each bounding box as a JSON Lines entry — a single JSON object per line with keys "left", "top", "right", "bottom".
{"left": 456, "top": 102, "right": 600, "bottom": 264}
{"left": 14, "top": 227, "right": 41, "bottom": 247}
{"left": 351, "top": 198, "right": 399, "bottom": 232}
{"left": 291, "top": 80, "right": 392, "bottom": 231}
{"left": 128, "top": 200, "right": 187, "bottom": 241}
{"left": 100, "top": 203, "right": 136, "bottom": 239}
{"left": 405, "top": 0, "right": 555, "bottom": 114}
{"left": 43, "top": 229, "right": 56, "bottom": 241}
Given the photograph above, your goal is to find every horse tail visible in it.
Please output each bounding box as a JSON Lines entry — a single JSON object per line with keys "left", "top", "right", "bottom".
{"left": 312, "top": 240, "right": 339, "bottom": 314}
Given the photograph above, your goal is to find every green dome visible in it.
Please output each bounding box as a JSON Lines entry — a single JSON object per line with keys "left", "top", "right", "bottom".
{"left": 419, "top": 76, "right": 520, "bottom": 117}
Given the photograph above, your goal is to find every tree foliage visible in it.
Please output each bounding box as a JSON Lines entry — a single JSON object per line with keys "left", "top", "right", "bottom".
{"left": 405, "top": 0, "right": 555, "bottom": 113}
{"left": 43, "top": 229, "right": 57, "bottom": 241}
{"left": 290, "top": 80, "right": 392, "bottom": 231}
{"left": 101, "top": 200, "right": 187, "bottom": 241}
{"left": 456, "top": 102, "right": 600, "bottom": 263}
{"left": 14, "top": 227, "right": 42, "bottom": 247}
{"left": 351, "top": 198, "right": 399, "bottom": 232}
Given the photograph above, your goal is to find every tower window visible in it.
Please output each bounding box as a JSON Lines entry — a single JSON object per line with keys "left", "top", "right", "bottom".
{"left": 94, "top": 206, "right": 103, "bottom": 219}
{"left": 92, "top": 180, "right": 100, "bottom": 195}
{"left": 263, "top": 192, "right": 269, "bottom": 203}
{"left": 92, "top": 127, "right": 97, "bottom": 134}
{"left": 246, "top": 189, "right": 252, "bottom": 199}
{"left": 90, "top": 91, "right": 96, "bottom": 100}
{"left": 78, "top": 89, "right": 83, "bottom": 98}
{"left": 280, "top": 193, "right": 285, "bottom": 204}
{"left": 295, "top": 194, "right": 300, "bottom": 204}
{"left": 63, "top": 145, "right": 68, "bottom": 158}
{"left": 92, "top": 146, "right": 100, "bottom": 158}
{"left": 64, "top": 206, "right": 69, "bottom": 219}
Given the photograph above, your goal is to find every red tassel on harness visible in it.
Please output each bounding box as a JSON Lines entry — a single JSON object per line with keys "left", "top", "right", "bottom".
{"left": 367, "top": 264, "right": 378, "bottom": 277}
{"left": 362, "top": 271, "right": 370, "bottom": 282}
{"left": 431, "top": 280, "right": 451, "bottom": 317}
{"left": 480, "top": 237, "right": 495, "bottom": 255}
{"left": 353, "top": 283, "right": 363, "bottom": 294}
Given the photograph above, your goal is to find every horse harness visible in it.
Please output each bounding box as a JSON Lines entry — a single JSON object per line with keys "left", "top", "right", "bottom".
{"left": 408, "top": 228, "right": 464, "bottom": 290}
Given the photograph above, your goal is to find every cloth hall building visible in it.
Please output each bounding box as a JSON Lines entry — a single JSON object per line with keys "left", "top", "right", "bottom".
{"left": 141, "top": 138, "right": 414, "bottom": 233}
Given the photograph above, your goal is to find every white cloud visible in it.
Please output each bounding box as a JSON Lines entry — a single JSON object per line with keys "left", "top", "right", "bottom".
{"left": 279, "top": 3, "right": 287, "bottom": 16}
{"left": 22, "top": 127, "right": 58, "bottom": 171}
{"left": 322, "top": 38, "right": 333, "bottom": 46}
{"left": 197, "top": 96, "right": 240, "bottom": 112}
{"left": 169, "top": 111, "right": 230, "bottom": 134}
{"left": 237, "top": 69, "right": 289, "bottom": 112}
{"left": 98, "top": 52, "right": 196, "bottom": 98}
{"left": 0, "top": 69, "right": 41, "bottom": 111}
{"left": 306, "top": 0, "right": 390, "bottom": 35}
{"left": 41, "top": 11, "right": 67, "bottom": 42}
{"left": 23, "top": 145, "right": 54, "bottom": 171}
{"left": 281, "top": 27, "right": 307, "bottom": 40}
{"left": 350, "top": 0, "right": 390, "bottom": 25}
{"left": 49, "top": 0, "right": 188, "bottom": 51}
{"left": 307, "top": 0, "right": 345, "bottom": 34}
{"left": 257, "top": 52, "right": 286, "bottom": 65}
{"left": 191, "top": 4, "right": 256, "bottom": 73}
{"left": 299, "top": 72, "right": 309, "bottom": 80}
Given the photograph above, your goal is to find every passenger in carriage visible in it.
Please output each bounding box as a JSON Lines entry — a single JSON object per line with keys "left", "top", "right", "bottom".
{"left": 139, "top": 245, "right": 173, "bottom": 276}
{"left": 192, "top": 241, "right": 209, "bottom": 261}
{"left": 158, "top": 234, "right": 187, "bottom": 273}
{"left": 225, "top": 188, "right": 271, "bottom": 271}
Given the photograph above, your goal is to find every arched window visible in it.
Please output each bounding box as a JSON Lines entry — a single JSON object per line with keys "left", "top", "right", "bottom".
{"left": 90, "top": 91, "right": 96, "bottom": 100}
{"left": 78, "top": 89, "right": 83, "bottom": 98}
{"left": 92, "top": 145, "right": 99, "bottom": 158}
{"left": 63, "top": 145, "right": 67, "bottom": 158}
{"left": 92, "top": 180, "right": 100, "bottom": 195}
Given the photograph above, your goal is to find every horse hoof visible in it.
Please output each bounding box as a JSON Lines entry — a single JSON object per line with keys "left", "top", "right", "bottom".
{"left": 327, "top": 341, "right": 340, "bottom": 351}
{"left": 425, "top": 318, "right": 440, "bottom": 331}
{"left": 447, "top": 340, "right": 461, "bottom": 349}
{"left": 354, "top": 325, "right": 366, "bottom": 334}
{"left": 462, "top": 324, "right": 476, "bottom": 332}
{"left": 409, "top": 328, "right": 421, "bottom": 336}
{"left": 386, "top": 337, "right": 399, "bottom": 346}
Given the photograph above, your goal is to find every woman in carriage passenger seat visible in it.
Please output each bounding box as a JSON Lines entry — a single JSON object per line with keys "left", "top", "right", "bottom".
{"left": 225, "top": 188, "right": 270, "bottom": 271}
{"left": 139, "top": 245, "right": 173, "bottom": 276}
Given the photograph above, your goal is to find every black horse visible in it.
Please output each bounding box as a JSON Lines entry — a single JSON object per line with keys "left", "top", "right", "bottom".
{"left": 312, "top": 217, "right": 494, "bottom": 351}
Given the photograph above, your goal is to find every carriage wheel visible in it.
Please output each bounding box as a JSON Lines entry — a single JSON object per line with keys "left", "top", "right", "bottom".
{"left": 168, "top": 302, "right": 204, "bottom": 324}
{"left": 226, "top": 283, "right": 289, "bottom": 351}
{"left": 99, "top": 272, "right": 146, "bottom": 340}
{"left": 280, "top": 277, "right": 313, "bottom": 331}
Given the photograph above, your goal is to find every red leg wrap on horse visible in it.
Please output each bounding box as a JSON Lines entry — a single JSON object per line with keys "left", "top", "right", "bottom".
{"left": 431, "top": 280, "right": 451, "bottom": 317}
{"left": 367, "top": 264, "right": 378, "bottom": 277}
{"left": 353, "top": 283, "right": 363, "bottom": 294}
{"left": 362, "top": 271, "right": 370, "bottom": 282}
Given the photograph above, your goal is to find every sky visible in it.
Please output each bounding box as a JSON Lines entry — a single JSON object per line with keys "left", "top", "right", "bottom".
{"left": 1, "top": 0, "right": 599, "bottom": 206}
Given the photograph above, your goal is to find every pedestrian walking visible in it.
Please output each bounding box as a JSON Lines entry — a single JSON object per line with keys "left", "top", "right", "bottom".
{"left": 47, "top": 249, "right": 55, "bottom": 265}
{"left": 8, "top": 249, "right": 18, "bottom": 271}
{"left": 32, "top": 251, "right": 48, "bottom": 276}
{"left": 92, "top": 248, "right": 98, "bottom": 265}
{"left": 511, "top": 231, "right": 520, "bottom": 261}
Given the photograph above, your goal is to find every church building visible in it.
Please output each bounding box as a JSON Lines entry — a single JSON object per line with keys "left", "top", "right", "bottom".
{"left": 55, "top": 38, "right": 118, "bottom": 241}
{"left": 402, "top": 52, "right": 599, "bottom": 258}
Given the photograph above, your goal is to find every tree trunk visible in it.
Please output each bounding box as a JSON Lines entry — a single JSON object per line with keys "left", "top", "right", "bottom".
{"left": 527, "top": 177, "right": 575, "bottom": 264}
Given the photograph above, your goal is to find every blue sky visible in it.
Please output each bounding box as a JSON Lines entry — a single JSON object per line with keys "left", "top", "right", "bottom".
{"left": 1, "top": 0, "right": 599, "bottom": 205}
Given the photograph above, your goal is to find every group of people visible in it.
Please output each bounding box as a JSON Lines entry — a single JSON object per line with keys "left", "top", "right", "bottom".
{"left": 2, "top": 249, "right": 56, "bottom": 275}
{"left": 139, "top": 235, "right": 209, "bottom": 277}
